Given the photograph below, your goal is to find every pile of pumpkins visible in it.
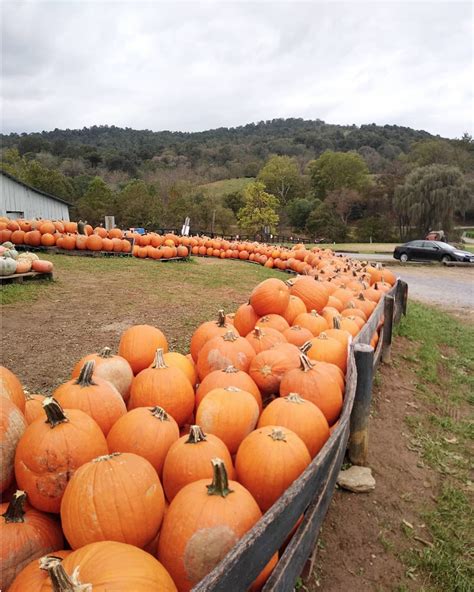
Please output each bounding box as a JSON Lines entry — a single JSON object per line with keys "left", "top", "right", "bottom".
{"left": 1, "top": 260, "right": 396, "bottom": 591}
{"left": 0, "top": 242, "right": 53, "bottom": 276}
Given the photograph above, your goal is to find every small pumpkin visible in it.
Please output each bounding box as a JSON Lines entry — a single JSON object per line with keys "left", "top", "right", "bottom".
{"left": 256, "top": 313, "right": 290, "bottom": 333}
{"left": 283, "top": 325, "right": 314, "bottom": 347}
{"left": 195, "top": 365, "right": 262, "bottom": 412}
{"left": 190, "top": 310, "right": 237, "bottom": 362}
{"left": 196, "top": 330, "right": 255, "bottom": 380}
{"left": 246, "top": 326, "right": 286, "bottom": 353}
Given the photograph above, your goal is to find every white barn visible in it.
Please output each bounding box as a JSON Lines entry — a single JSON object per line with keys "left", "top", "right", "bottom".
{"left": 1, "top": 171, "right": 71, "bottom": 221}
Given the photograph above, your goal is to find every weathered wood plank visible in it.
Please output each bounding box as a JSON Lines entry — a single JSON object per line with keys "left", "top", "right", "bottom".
{"left": 348, "top": 344, "right": 374, "bottom": 466}
{"left": 382, "top": 295, "right": 395, "bottom": 364}
{"left": 0, "top": 271, "right": 53, "bottom": 285}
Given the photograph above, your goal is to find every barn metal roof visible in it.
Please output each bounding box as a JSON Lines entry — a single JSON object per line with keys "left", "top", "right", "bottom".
{"left": 1, "top": 169, "right": 72, "bottom": 207}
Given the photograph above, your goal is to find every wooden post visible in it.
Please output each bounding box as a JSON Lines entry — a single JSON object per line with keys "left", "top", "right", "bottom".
{"left": 402, "top": 281, "right": 408, "bottom": 316}
{"left": 348, "top": 344, "right": 374, "bottom": 466}
{"left": 382, "top": 295, "right": 394, "bottom": 364}
{"left": 394, "top": 280, "right": 408, "bottom": 324}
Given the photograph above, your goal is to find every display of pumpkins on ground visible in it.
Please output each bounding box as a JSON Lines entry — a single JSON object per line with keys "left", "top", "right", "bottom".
{"left": 0, "top": 240, "right": 53, "bottom": 276}
{"left": 0, "top": 260, "right": 395, "bottom": 591}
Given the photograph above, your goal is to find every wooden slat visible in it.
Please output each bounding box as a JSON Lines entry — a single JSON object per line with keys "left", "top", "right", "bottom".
{"left": 0, "top": 271, "right": 53, "bottom": 285}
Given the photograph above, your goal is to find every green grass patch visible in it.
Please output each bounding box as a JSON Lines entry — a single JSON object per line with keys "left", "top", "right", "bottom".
{"left": 199, "top": 177, "right": 255, "bottom": 198}
{"left": 395, "top": 303, "right": 474, "bottom": 591}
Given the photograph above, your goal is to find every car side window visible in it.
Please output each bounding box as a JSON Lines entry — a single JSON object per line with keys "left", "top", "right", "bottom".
{"left": 422, "top": 242, "right": 438, "bottom": 249}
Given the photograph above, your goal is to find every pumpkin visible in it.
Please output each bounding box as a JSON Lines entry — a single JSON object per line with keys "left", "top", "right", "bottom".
{"left": 196, "top": 330, "right": 255, "bottom": 380}
{"left": 235, "top": 426, "right": 311, "bottom": 512}
{"left": 163, "top": 351, "right": 197, "bottom": 386}
{"left": 71, "top": 346, "right": 133, "bottom": 403}
{"left": 303, "top": 332, "right": 348, "bottom": 372}
{"left": 248, "top": 347, "right": 300, "bottom": 395}
{"left": 14, "top": 397, "right": 108, "bottom": 513}
{"left": 60, "top": 452, "right": 165, "bottom": 549}
{"left": 250, "top": 553, "right": 279, "bottom": 591}
{"left": 31, "top": 260, "right": 53, "bottom": 273}
{"left": 233, "top": 302, "right": 260, "bottom": 336}
{"left": 0, "top": 257, "right": 17, "bottom": 276}
{"left": 15, "top": 259, "right": 32, "bottom": 273}
{"left": 249, "top": 278, "right": 290, "bottom": 316}
{"left": 289, "top": 277, "right": 329, "bottom": 312}
{"left": 293, "top": 309, "right": 329, "bottom": 336}
{"left": 118, "top": 324, "right": 169, "bottom": 375}
{"left": 195, "top": 365, "right": 262, "bottom": 412}
{"left": 1, "top": 398, "right": 27, "bottom": 493}
{"left": 279, "top": 354, "right": 343, "bottom": 425}
{"left": 162, "top": 425, "right": 235, "bottom": 501}
{"left": 85, "top": 234, "right": 102, "bottom": 251}
{"left": 258, "top": 393, "right": 330, "bottom": 458}
{"left": 53, "top": 360, "right": 126, "bottom": 435}
{"left": 0, "top": 490, "right": 63, "bottom": 591}
{"left": 158, "top": 459, "right": 262, "bottom": 592}
{"left": 8, "top": 550, "right": 71, "bottom": 592}
{"left": 190, "top": 310, "right": 237, "bottom": 362}
{"left": 283, "top": 325, "right": 314, "bottom": 347}
{"left": 195, "top": 387, "right": 259, "bottom": 454}
{"left": 129, "top": 349, "right": 195, "bottom": 426}
{"left": 246, "top": 326, "right": 286, "bottom": 353}
{"left": 107, "top": 406, "right": 179, "bottom": 478}
{"left": 0, "top": 365, "right": 25, "bottom": 411}
{"left": 23, "top": 392, "right": 46, "bottom": 424}
{"left": 282, "top": 294, "right": 307, "bottom": 325}
{"left": 37, "top": 542, "right": 177, "bottom": 591}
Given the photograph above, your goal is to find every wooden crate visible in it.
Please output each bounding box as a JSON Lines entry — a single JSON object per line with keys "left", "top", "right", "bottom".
{"left": 0, "top": 271, "right": 53, "bottom": 285}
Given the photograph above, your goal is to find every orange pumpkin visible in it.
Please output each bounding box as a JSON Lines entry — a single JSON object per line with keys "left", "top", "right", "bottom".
{"left": 190, "top": 310, "right": 237, "bottom": 362}
{"left": 196, "top": 330, "right": 255, "bottom": 380}
{"left": 248, "top": 347, "right": 300, "bottom": 395}
{"left": 233, "top": 302, "right": 260, "bottom": 336}
{"left": 0, "top": 365, "right": 25, "bottom": 412}
{"left": 8, "top": 550, "right": 71, "bottom": 592}
{"left": 282, "top": 294, "right": 307, "bottom": 325}
{"left": 118, "top": 324, "right": 168, "bottom": 374}
{"left": 256, "top": 313, "right": 290, "bottom": 333}
{"left": 246, "top": 326, "right": 286, "bottom": 353}
{"left": 294, "top": 310, "right": 329, "bottom": 336}
{"left": 60, "top": 452, "right": 165, "bottom": 549}
{"left": 283, "top": 325, "right": 314, "bottom": 347}
{"left": 195, "top": 365, "right": 262, "bottom": 411}
{"left": 163, "top": 351, "right": 197, "bottom": 386}
{"left": 303, "top": 332, "right": 348, "bottom": 372}
{"left": 289, "top": 277, "right": 329, "bottom": 312}
{"left": 249, "top": 278, "right": 290, "bottom": 316}
{"left": 23, "top": 393, "right": 45, "bottom": 424}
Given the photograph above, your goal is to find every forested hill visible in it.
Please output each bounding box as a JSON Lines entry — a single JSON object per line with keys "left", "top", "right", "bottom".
{"left": 2, "top": 118, "right": 435, "bottom": 177}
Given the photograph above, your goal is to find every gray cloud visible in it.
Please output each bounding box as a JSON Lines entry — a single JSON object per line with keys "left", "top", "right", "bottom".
{"left": 1, "top": 0, "right": 472, "bottom": 137}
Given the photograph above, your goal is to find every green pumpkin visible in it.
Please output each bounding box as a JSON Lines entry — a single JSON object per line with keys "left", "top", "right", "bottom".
{"left": 0, "top": 257, "right": 17, "bottom": 276}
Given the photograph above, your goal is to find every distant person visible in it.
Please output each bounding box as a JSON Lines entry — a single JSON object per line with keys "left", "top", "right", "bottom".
{"left": 77, "top": 220, "right": 88, "bottom": 235}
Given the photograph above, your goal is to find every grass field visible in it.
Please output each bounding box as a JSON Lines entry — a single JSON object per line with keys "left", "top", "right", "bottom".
{"left": 199, "top": 177, "right": 255, "bottom": 198}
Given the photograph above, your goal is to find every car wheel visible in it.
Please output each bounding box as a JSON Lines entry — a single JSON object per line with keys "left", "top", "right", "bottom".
{"left": 400, "top": 253, "right": 409, "bottom": 263}
{"left": 441, "top": 255, "right": 452, "bottom": 263}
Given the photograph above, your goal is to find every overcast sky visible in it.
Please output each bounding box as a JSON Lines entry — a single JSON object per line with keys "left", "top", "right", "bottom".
{"left": 1, "top": 0, "right": 472, "bottom": 138}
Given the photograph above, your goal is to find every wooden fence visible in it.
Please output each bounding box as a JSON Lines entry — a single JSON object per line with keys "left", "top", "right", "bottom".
{"left": 193, "top": 278, "right": 409, "bottom": 592}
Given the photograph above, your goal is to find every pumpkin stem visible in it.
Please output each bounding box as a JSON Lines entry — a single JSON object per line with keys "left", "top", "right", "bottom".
{"left": 253, "top": 326, "right": 264, "bottom": 338}
{"left": 152, "top": 348, "right": 168, "bottom": 369}
{"left": 224, "top": 386, "right": 241, "bottom": 393}
{"left": 206, "top": 458, "right": 234, "bottom": 498}
{"left": 310, "top": 310, "right": 320, "bottom": 317}
{"left": 286, "top": 393, "right": 306, "bottom": 404}
{"left": 186, "top": 425, "right": 207, "bottom": 443}
{"left": 222, "top": 365, "right": 239, "bottom": 374}
{"left": 43, "top": 397, "right": 69, "bottom": 428}
{"left": 39, "top": 556, "right": 92, "bottom": 592}
{"left": 149, "top": 406, "right": 170, "bottom": 421}
{"left": 222, "top": 330, "right": 238, "bottom": 342}
{"left": 332, "top": 316, "right": 341, "bottom": 330}
{"left": 297, "top": 351, "right": 315, "bottom": 372}
{"left": 1, "top": 490, "right": 27, "bottom": 523}
{"left": 99, "top": 347, "right": 113, "bottom": 358}
{"left": 217, "top": 309, "right": 226, "bottom": 327}
{"left": 269, "top": 428, "right": 287, "bottom": 442}
{"left": 318, "top": 332, "right": 330, "bottom": 340}
{"left": 75, "top": 361, "right": 96, "bottom": 387}
{"left": 358, "top": 293, "right": 366, "bottom": 302}
{"left": 92, "top": 452, "right": 121, "bottom": 463}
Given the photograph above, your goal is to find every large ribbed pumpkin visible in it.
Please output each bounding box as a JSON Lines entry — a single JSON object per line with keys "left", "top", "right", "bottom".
{"left": 196, "top": 330, "right": 255, "bottom": 380}
{"left": 235, "top": 426, "right": 311, "bottom": 512}
{"left": 195, "top": 387, "right": 259, "bottom": 454}
{"left": 1, "top": 398, "right": 27, "bottom": 493}
{"left": 195, "top": 365, "right": 262, "bottom": 411}
{"left": 118, "top": 324, "right": 168, "bottom": 374}
{"left": 279, "top": 354, "right": 343, "bottom": 425}
{"left": 128, "top": 349, "right": 194, "bottom": 426}
{"left": 190, "top": 310, "right": 237, "bottom": 362}
{"left": 53, "top": 361, "right": 126, "bottom": 435}
{"left": 71, "top": 346, "right": 133, "bottom": 403}
{"left": 0, "top": 365, "right": 25, "bottom": 412}
{"left": 37, "top": 542, "right": 177, "bottom": 591}
{"left": 249, "top": 278, "right": 290, "bottom": 316}
{"left": 258, "top": 393, "right": 330, "bottom": 458}
{"left": 158, "top": 459, "right": 262, "bottom": 592}
{"left": 162, "top": 425, "right": 235, "bottom": 501}
{"left": 60, "top": 452, "right": 165, "bottom": 549}
{"left": 14, "top": 397, "right": 108, "bottom": 513}
{"left": 0, "top": 490, "right": 64, "bottom": 591}
{"left": 289, "top": 277, "right": 329, "bottom": 312}
{"left": 107, "top": 406, "right": 179, "bottom": 478}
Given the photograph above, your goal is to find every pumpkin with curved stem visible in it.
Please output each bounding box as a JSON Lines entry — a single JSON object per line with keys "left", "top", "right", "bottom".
{"left": 0, "top": 365, "right": 25, "bottom": 412}
{"left": 0, "top": 490, "right": 64, "bottom": 591}
{"left": 23, "top": 392, "right": 46, "bottom": 424}
{"left": 258, "top": 393, "right": 330, "bottom": 458}
{"left": 303, "top": 332, "right": 348, "bottom": 372}
{"left": 37, "top": 542, "right": 177, "bottom": 591}
{"left": 53, "top": 361, "right": 126, "bottom": 435}
{"left": 280, "top": 353, "right": 343, "bottom": 425}
{"left": 196, "top": 387, "right": 259, "bottom": 454}
{"left": 71, "top": 346, "right": 133, "bottom": 402}
{"left": 158, "top": 459, "right": 262, "bottom": 592}
{"left": 1, "top": 398, "right": 27, "bottom": 493}
{"left": 246, "top": 326, "right": 286, "bottom": 353}
{"left": 235, "top": 426, "right": 311, "bottom": 512}
{"left": 60, "top": 452, "right": 165, "bottom": 549}
{"left": 256, "top": 313, "right": 290, "bottom": 333}
{"left": 196, "top": 365, "right": 261, "bottom": 411}
{"left": 289, "top": 276, "right": 329, "bottom": 312}
{"left": 283, "top": 325, "right": 314, "bottom": 347}
{"left": 118, "top": 324, "right": 168, "bottom": 375}
{"left": 106, "top": 406, "right": 179, "bottom": 478}
{"left": 282, "top": 294, "right": 306, "bottom": 325}
{"left": 196, "top": 330, "right": 255, "bottom": 380}
{"left": 249, "top": 278, "right": 290, "bottom": 316}
{"left": 129, "top": 349, "right": 194, "bottom": 426}
{"left": 14, "top": 397, "right": 108, "bottom": 513}
{"left": 190, "top": 310, "right": 237, "bottom": 362}
{"left": 293, "top": 310, "right": 329, "bottom": 336}
{"left": 233, "top": 302, "right": 260, "bottom": 336}
{"left": 8, "top": 550, "right": 71, "bottom": 592}
{"left": 162, "top": 425, "right": 235, "bottom": 501}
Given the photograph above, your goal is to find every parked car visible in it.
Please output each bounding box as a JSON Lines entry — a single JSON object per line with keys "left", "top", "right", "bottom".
{"left": 393, "top": 241, "right": 474, "bottom": 263}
